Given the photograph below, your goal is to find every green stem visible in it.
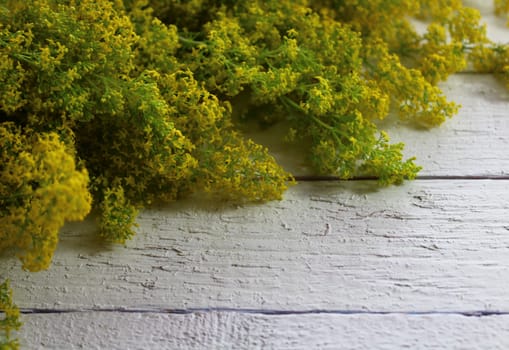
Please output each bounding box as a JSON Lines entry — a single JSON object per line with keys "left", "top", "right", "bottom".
{"left": 279, "top": 95, "right": 305, "bottom": 113}
{"left": 279, "top": 95, "right": 347, "bottom": 144}
{"left": 178, "top": 35, "right": 207, "bottom": 46}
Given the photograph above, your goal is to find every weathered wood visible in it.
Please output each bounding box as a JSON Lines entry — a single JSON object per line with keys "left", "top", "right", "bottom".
{"left": 3, "top": 180, "right": 509, "bottom": 312}
{"left": 246, "top": 74, "right": 509, "bottom": 177}
{"left": 17, "top": 311, "right": 509, "bottom": 350}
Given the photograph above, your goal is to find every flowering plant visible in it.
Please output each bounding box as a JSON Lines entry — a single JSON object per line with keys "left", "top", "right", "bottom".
{"left": 0, "top": 280, "right": 21, "bottom": 349}
{"left": 1, "top": 1, "right": 508, "bottom": 346}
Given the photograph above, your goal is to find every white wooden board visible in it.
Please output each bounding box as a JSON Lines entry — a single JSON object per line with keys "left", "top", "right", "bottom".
{"left": 17, "top": 311, "right": 509, "bottom": 350}
{"left": 3, "top": 180, "right": 509, "bottom": 313}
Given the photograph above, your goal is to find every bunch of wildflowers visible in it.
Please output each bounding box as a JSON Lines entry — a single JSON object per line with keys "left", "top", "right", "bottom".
{"left": 0, "top": 123, "right": 91, "bottom": 271}
{"left": 174, "top": 0, "right": 478, "bottom": 182}
{"left": 0, "top": 0, "right": 290, "bottom": 268}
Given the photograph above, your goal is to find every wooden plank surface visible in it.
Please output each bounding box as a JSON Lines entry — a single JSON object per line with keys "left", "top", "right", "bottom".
{"left": 17, "top": 311, "right": 509, "bottom": 350}
{"left": 3, "top": 180, "right": 509, "bottom": 312}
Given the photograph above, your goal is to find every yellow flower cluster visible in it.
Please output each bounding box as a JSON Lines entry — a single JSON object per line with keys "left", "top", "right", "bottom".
{"left": 0, "top": 0, "right": 138, "bottom": 124}
{"left": 158, "top": 70, "right": 291, "bottom": 202}
{"left": 0, "top": 280, "right": 21, "bottom": 349}
{"left": 0, "top": 123, "right": 91, "bottom": 271}
{"left": 175, "top": 0, "right": 485, "bottom": 179}
{"left": 470, "top": 43, "right": 509, "bottom": 88}
{"left": 364, "top": 39, "right": 459, "bottom": 127}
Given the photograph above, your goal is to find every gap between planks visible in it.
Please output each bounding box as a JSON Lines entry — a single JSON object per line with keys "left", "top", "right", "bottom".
{"left": 293, "top": 175, "right": 509, "bottom": 181}
{"left": 19, "top": 307, "right": 509, "bottom": 318}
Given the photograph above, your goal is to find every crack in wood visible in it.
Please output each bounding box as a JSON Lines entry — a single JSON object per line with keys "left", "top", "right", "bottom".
{"left": 230, "top": 263, "right": 275, "bottom": 269}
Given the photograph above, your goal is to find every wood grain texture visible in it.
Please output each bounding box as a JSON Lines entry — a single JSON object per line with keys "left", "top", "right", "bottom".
{"left": 4, "top": 180, "right": 509, "bottom": 312}
{"left": 246, "top": 74, "right": 509, "bottom": 177}
{"left": 17, "top": 311, "right": 509, "bottom": 350}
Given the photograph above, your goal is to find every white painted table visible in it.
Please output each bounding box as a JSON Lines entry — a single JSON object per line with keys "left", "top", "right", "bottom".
{"left": 3, "top": 4, "right": 509, "bottom": 349}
